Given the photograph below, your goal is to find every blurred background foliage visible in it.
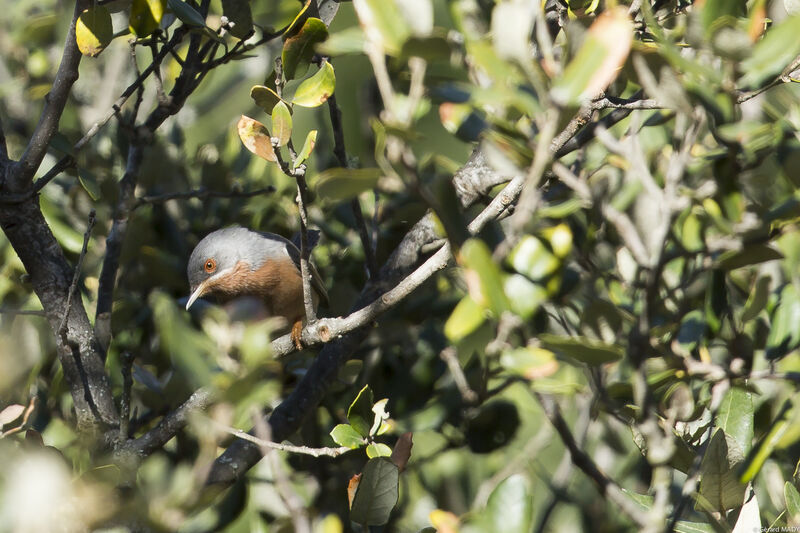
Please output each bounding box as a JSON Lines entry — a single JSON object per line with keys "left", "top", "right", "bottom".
{"left": 2, "top": 0, "right": 800, "bottom": 532}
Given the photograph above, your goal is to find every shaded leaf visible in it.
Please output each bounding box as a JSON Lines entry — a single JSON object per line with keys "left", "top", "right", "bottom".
{"left": 786, "top": 482, "right": 800, "bottom": 525}
{"left": 221, "top": 0, "right": 252, "bottom": 39}
{"left": 349, "top": 457, "right": 400, "bottom": 526}
{"left": 78, "top": 168, "right": 101, "bottom": 201}
{"left": 315, "top": 167, "right": 380, "bottom": 202}
{"left": 292, "top": 61, "right": 336, "bottom": 107}
{"left": 766, "top": 284, "right": 800, "bottom": 360}
{"left": 390, "top": 432, "right": 413, "bottom": 472}
{"left": 486, "top": 474, "right": 532, "bottom": 533}
{"left": 167, "top": 0, "right": 205, "bottom": 27}
{"left": 716, "top": 244, "right": 783, "bottom": 270}
{"left": 317, "top": 26, "right": 366, "bottom": 56}
{"left": 76, "top": 6, "right": 113, "bottom": 57}
{"left": 740, "top": 276, "right": 771, "bottom": 323}
{"left": 538, "top": 333, "right": 624, "bottom": 365}
{"left": 347, "top": 385, "right": 374, "bottom": 437}
{"left": 250, "top": 85, "right": 282, "bottom": 114}
{"left": 698, "top": 429, "right": 747, "bottom": 512}
{"left": 466, "top": 401, "right": 519, "bottom": 453}
{"left": 237, "top": 115, "right": 276, "bottom": 162}
{"left": 330, "top": 424, "right": 365, "bottom": 449}
{"left": 282, "top": 17, "right": 328, "bottom": 80}
{"left": 271, "top": 101, "right": 292, "bottom": 147}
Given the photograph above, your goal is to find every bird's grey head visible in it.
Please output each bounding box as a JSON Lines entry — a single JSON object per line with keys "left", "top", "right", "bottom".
{"left": 185, "top": 227, "right": 279, "bottom": 310}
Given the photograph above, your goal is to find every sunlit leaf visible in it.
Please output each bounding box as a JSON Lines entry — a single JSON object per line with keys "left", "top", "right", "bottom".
{"left": 294, "top": 130, "right": 317, "bottom": 169}
{"left": 444, "top": 295, "right": 486, "bottom": 342}
{"left": 715, "top": 387, "right": 754, "bottom": 456}
{"left": 76, "top": 6, "right": 113, "bottom": 57}
{"left": 330, "top": 424, "right": 365, "bottom": 449}
{"left": 0, "top": 404, "right": 25, "bottom": 427}
{"left": 129, "top": 0, "right": 166, "bottom": 37}
{"left": 352, "top": 0, "right": 410, "bottom": 55}
{"left": 317, "top": 26, "right": 366, "bottom": 55}
{"left": 486, "top": 475, "right": 532, "bottom": 533}
{"left": 236, "top": 115, "right": 276, "bottom": 162}
{"left": 500, "top": 347, "right": 558, "bottom": 380}
{"left": 740, "top": 15, "right": 800, "bottom": 87}
{"left": 459, "top": 238, "right": 510, "bottom": 315}
{"left": 365, "top": 443, "right": 392, "bottom": 458}
{"left": 292, "top": 61, "right": 336, "bottom": 107}
{"left": 552, "top": 7, "right": 633, "bottom": 105}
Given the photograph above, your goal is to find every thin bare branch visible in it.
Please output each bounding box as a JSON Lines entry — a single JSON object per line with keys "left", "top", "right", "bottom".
{"left": 440, "top": 347, "right": 478, "bottom": 404}
{"left": 133, "top": 186, "right": 276, "bottom": 210}
{"left": 58, "top": 209, "right": 96, "bottom": 339}
{"left": 217, "top": 418, "right": 351, "bottom": 458}
{"left": 9, "top": 0, "right": 89, "bottom": 189}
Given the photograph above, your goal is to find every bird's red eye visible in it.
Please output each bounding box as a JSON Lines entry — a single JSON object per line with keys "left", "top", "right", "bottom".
{"left": 204, "top": 259, "right": 216, "bottom": 273}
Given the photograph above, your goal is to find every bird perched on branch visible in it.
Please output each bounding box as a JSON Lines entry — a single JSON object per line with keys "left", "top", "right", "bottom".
{"left": 185, "top": 226, "right": 328, "bottom": 349}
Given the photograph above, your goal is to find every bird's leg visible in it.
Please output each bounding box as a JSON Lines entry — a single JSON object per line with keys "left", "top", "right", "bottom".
{"left": 291, "top": 319, "right": 303, "bottom": 350}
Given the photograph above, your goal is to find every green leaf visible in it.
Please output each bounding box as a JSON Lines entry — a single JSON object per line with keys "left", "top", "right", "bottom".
{"left": 698, "top": 429, "right": 747, "bottom": 512}
{"left": 347, "top": 385, "right": 374, "bottom": 437}
{"left": 444, "top": 295, "right": 486, "bottom": 342}
{"left": 76, "top": 6, "right": 113, "bottom": 57}
{"left": 282, "top": 17, "right": 328, "bottom": 80}
{"left": 129, "top": 0, "right": 166, "bottom": 37}
{"left": 167, "top": 0, "right": 205, "bottom": 27}
{"left": 677, "top": 310, "right": 706, "bottom": 352}
{"left": 740, "top": 276, "right": 771, "bottom": 323}
{"left": 294, "top": 130, "right": 317, "bottom": 169}
{"left": 715, "top": 386, "right": 754, "bottom": 456}
{"left": 485, "top": 475, "right": 532, "bottom": 533}
{"left": 507, "top": 235, "right": 560, "bottom": 281}
{"left": 250, "top": 85, "right": 282, "bottom": 114}
{"left": 271, "top": 101, "right": 292, "bottom": 147}
{"left": 330, "top": 424, "right": 365, "bottom": 449}
{"left": 292, "top": 61, "right": 336, "bottom": 107}
{"left": 786, "top": 482, "right": 800, "bottom": 524}
{"left": 317, "top": 26, "right": 366, "bottom": 56}
{"left": 221, "top": 0, "right": 253, "bottom": 39}
{"left": 766, "top": 284, "right": 800, "bottom": 360}
{"left": 352, "top": 0, "right": 410, "bottom": 55}
{"left": 315, "top": 167, "right": 380, "bottom": 202}
{"left": 740, "top": 15, "right": 800, "bottom": 88}
{"left": 78, "top": 168, "right": 101, "bottom": 201}
{"left": 400, "top": 35, "right": 451, "bottom": 62}
{"left": 237, "top": 115, "right": 276, "bottom": 162}
{"left": 551, "top": 7, "right": 633, "bottom": 105}
{"left": 538, "top": 333, "right": 624, "bottom": 365}
{"left": 503, "top": 274, "right": 547, "bottom": 319}
{"left": 349, "top": 457, "right": 400, "bottom": 526}
{"left": 500, "top": 347, "right": 558, "bottom": 380}
{"left": 740, "top": 402, "right": 792, "bottom": 482}
{"left": 459, "top": 238, "right": 510, "bottom": 315}
{"left": 716, "top": 244, "right": 783, "bottom": 270}
{"left": 365, "top": 443, "right": 392, "bottom": 458}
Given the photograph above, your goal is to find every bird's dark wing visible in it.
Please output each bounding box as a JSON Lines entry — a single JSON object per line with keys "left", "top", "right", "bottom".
{"left": 262, "top": 231, "right": 329, "bottom": 307}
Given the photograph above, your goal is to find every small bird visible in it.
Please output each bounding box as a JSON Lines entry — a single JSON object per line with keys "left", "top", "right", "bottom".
{"left": 185, "top": 226, "right": 328, "bottom": 349}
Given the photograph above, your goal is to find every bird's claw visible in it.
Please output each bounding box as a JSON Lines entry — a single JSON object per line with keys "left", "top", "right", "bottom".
{"left": 291, "top": 320, "right": 303, "bottom": 350}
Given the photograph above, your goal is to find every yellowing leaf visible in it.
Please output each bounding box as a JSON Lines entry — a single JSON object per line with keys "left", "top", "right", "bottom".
{"left": 76, "top": 6, "right": 113, "bottom": 57}
{"left": 237, "top": 115, "right": 276, "bottom": 162}
{"left": 551, "top": 7, "right": 633, "bottom": 105}
{"left": 250, "top": 85, "right": 282, "bottom": 114}
{"left": 294, "top": 130, "right": 317, "bottom": 169}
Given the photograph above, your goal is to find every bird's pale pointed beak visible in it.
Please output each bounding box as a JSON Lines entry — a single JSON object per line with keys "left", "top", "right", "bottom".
{"left": 185, "top": 281, "right": 209, "bottom": 310}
